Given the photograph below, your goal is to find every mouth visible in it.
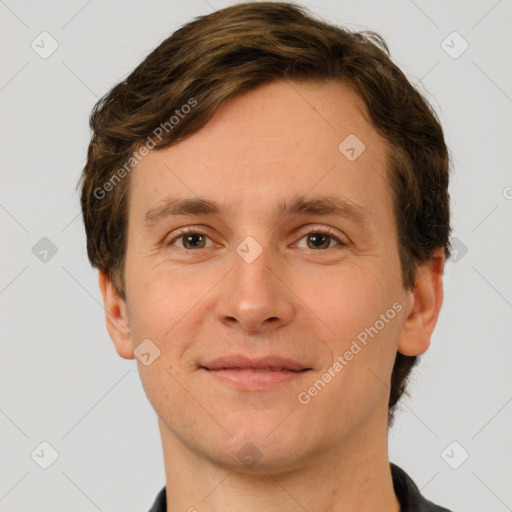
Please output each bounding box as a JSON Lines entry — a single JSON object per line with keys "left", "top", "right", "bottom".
{"left": 199, "top": 355, "right": 312, "bottom": 391}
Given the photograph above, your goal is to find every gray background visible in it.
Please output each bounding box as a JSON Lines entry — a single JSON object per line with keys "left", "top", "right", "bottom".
{"left": 1, "top": 0, "right": 511, "bottom": 510}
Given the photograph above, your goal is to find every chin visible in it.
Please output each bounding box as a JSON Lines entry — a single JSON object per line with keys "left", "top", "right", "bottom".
{"left": 200, "top": 414, "right": 317, "bottom": 474}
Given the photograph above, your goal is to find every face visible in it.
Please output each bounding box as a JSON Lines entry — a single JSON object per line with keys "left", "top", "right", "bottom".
{"left": 101, "top": 79, "right": 442, "bottom": 473}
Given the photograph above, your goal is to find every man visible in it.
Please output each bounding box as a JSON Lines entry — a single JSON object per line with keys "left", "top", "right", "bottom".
{"left": 79, "top": 2, "right": 453, "bottom": 511}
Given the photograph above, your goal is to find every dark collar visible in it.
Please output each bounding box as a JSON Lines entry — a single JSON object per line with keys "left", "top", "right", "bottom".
{"left": 148, "top": 463, "right": 452, "bottom": 512}
{"left": 390, "top": 463, "right": 453, "bottom": 511}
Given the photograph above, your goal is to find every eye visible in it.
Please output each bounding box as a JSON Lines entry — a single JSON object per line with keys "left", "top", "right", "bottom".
{"left": 165, "top": 226, "right": 348, "bottom": 252}
{"left": 166, "top": 228, "right": 215, "bottom": 250}
{"left": 294, "top": 227, "right": 347, "bottom": 250}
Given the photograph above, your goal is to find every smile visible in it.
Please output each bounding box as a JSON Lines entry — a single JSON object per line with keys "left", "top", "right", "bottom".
{"left": 200, "top": 355, "right": 312, "bottom": 391}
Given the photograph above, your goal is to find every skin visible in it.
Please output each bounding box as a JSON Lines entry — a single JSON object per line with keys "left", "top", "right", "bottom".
{"left": 99, "top": 79, "right": 445, "bottom": 511}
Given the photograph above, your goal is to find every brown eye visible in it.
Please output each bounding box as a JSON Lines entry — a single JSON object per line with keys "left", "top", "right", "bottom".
{"left": 295, "top": 228, "right": 347, "bottom": 250}
{"left": 167, "top": 230, "right": 213, "bottom": 250}
{"left": 180, "top": 233, "right": 207, "bottom": 249}
{"left": 305, "top": 233, "right": 335, "bottom": 250}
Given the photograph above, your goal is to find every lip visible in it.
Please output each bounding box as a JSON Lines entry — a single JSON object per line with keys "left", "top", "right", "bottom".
{"left": 202, "top": 355, "right": 309, "bottom": 371}
{"left": 200, "top": 355, "right": 312, "bottom": 391}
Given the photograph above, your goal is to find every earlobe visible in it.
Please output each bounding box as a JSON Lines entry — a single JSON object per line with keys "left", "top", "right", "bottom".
{"left": 397, "top": 249, "right": 445, "bottom": 357}
{"left": 98, "top": 270, "right": 135, "bottom": 360}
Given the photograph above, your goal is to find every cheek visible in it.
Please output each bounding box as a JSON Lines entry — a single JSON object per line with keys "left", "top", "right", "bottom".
{"left": 307, "top": 262, "right": 404, "bottom": 395}
{"left": 301, "top": 260, "right": 401, "bottom": 343}
{"left": 125, "top": 262, "right": 216, "bottom": 358}
{"left": 301, "top": 285, "right": 404, "bottom": 433}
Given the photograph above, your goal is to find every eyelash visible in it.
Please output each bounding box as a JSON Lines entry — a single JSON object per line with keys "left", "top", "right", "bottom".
{"left": 165, "top": 226, "right": 348, "bottom": 251}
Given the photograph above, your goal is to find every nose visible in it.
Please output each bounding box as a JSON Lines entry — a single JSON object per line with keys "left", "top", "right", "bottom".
{"left": 215, "top": 242, "right": 295, "bottom": 334}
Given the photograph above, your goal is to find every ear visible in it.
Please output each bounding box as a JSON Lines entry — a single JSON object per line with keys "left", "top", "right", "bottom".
{"left": 397, "top": 248, "right": 445, "bottom": 356}
{"left": 98, "top": 270, "right": 135, "bottom": 359}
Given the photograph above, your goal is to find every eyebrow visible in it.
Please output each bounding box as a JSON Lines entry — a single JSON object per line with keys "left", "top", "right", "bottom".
{"left": 143, "top": 194, "right": 371, "bottom": 230}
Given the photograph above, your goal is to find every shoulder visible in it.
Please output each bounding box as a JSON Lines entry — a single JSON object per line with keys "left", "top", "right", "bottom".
{"left": 147, "top": 486, "right": 166, "bottom": 512}
{"left": 391, "top": 463, "right": 454, "bottom": 512}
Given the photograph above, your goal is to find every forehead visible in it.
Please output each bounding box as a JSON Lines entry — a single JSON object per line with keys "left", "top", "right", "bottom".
{"left": 128, "top": 79, "right": 393, "bottom": 225}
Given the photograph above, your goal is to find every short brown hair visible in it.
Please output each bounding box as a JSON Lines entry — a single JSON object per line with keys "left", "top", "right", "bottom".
{"left": 79, "top": 1, "right": 451, "bottom": 426}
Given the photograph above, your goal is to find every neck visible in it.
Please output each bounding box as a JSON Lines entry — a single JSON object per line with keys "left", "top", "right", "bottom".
{"left": 158, "top": 412, "right": 400, "bottom": 512}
